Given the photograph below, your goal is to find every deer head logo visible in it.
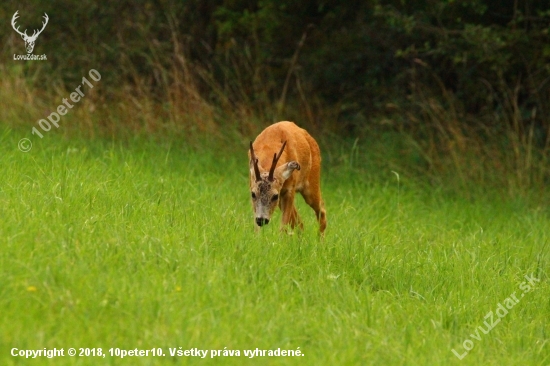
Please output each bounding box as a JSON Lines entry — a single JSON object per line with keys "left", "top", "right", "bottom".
{"left": 11, "top": 11, "right": 49, "bottom": 54}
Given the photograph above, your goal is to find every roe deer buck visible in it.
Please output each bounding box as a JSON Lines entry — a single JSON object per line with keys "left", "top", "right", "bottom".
{"left": 248, "top": 121, "right": 327, "bottom": 234}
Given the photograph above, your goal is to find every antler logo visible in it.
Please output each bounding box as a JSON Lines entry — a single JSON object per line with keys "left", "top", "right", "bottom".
{"left": 11, "top": 11, "right": 49, "bottom": 54}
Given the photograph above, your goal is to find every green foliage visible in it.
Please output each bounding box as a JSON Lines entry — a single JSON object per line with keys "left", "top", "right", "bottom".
{"left": 375, "top": 1, "right": 550, "bottom": 122}
{"left": 2, "top": 0, "right": 549, "bottom": 128}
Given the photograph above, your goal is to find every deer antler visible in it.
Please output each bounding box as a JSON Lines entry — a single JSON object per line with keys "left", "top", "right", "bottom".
{"left": 31, "top": 13, "right": 49, "bottom": 39}
{"left": 249, "top": 141, "right": 261, "bottom": 182}
{"left": 11, "top": 12, "right": 48, "bottom": 40}
{"left": 11, "top": 11, "right": 27, "bottom": 37}
{"left": 268, "top": 141, "right": 287, "bottom": 181}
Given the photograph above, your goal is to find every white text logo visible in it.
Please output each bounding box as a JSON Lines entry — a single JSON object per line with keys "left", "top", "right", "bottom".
{"left": 11, "top": 10, "right": 48, "bottom": 61}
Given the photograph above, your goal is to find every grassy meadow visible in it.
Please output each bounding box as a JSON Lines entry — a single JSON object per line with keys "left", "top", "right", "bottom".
{"left": 0, "top": 124, "right": 548, "bottom": 365}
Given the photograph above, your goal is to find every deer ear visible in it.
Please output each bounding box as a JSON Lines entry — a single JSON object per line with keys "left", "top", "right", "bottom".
{"left": 275, "top": 161, "right": 300, "bottom": 181}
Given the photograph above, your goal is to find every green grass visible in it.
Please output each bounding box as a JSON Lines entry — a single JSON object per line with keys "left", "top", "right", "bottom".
{"left": 0, "top": 126, "right": 548, "bottom": 365}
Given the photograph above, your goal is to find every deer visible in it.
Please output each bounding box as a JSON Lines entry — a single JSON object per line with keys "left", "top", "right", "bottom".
{"left": 11, "top": 11, "right": 49, "bottom": 54}
{"left": 248, "top": 121, "right": 327, "bottom": 234}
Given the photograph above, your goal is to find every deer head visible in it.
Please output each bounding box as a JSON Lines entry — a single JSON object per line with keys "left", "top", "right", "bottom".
{"left": 12, "top": 11, "right": 49, "bottom": 54}
{"left": 249, "top": 140, "right": 301, "bottom": 227}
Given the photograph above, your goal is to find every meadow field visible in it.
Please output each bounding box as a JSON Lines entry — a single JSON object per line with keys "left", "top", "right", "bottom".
{"left": 0, "top": 125, "right": 548, "bottom": 365}
{"left": 1, "top": 0, "right": 549, "bottom": 364}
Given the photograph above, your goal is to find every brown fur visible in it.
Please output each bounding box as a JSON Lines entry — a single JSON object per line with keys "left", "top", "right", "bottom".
{"left": 248, "top": 121, "right": 327, "bottom": 234}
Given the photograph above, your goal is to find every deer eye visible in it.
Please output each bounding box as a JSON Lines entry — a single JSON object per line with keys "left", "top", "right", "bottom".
{"left": 251, "top": 192, "right": 256, "bottom": 200}
{"left": 271, "top": 194, "right": 279, "bottom": 201}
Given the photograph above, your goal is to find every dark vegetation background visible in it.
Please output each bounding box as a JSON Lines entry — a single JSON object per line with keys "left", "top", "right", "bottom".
{"left": 1, "top": 0, "right": 549, "bottom": 196}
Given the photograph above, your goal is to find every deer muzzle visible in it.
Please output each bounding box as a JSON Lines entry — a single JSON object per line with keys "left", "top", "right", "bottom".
{"left": 255, "top": 217, "right": 270, "bottom": 227}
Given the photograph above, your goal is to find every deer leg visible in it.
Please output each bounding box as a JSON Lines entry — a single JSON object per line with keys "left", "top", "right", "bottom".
{"left": 279, "top": 192, "right": 303, "bottom": 232}
{"left": 301, "top": 187, "right": 327, "bottom": 234}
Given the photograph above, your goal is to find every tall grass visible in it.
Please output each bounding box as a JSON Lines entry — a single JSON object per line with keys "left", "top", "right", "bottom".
{"left": 3, "top": 40, "right": 548, "bottom": 200}
{"left": 2, "top": 5, "right": 549, "bottom": 364}
{"left": 1, "top": 50, "right": 549, "bottom": 366}
{"left": 384, "top": 67, "right": 550, "bottom": 196}
{"left": 0, "top": 127, "right": 548, "bottom": 365}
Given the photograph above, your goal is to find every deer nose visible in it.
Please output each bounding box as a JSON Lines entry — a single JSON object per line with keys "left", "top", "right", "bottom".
{"left": 256, "top": 218, "right": 269, "bottom": 226}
